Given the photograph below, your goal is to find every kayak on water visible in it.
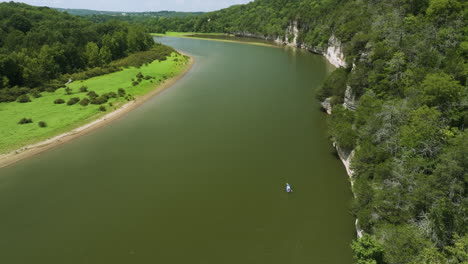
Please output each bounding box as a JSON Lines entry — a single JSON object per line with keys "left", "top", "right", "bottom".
{"left": 286, "top": 183, "right": 293, "bottom": 193}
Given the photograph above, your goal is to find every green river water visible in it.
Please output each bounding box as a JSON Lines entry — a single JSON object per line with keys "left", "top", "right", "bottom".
{"left": 0, "top": 37, "right": 354, "bottom": 263}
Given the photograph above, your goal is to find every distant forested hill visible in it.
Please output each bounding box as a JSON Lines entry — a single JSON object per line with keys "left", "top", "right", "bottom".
{"left": 53, "top": 8, "right": 204, "bottom": 34}
{"left": 148, "top": 0, "right": 468, "bottom": 263}
{"left": 0, "top": 2, "right": 157, "bottom": 101}
{"left": 55, "top": 8, "right": 203, "bottom": 18}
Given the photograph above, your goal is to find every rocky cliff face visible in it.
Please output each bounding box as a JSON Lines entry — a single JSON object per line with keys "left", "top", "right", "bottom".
{"left": 334, "top": 140, "right": 363, "bottom": 238}
{"left": 324, "top": 35, "right": 346, "bottom": 68}
{"left": 280, "top": 21, "right": 299, "bottom": 47}
{"left": 234, "top": 22, "right": 346, "bottom": 69}
{"left": 321, "top": 97, "right": 332, "bottom": 114}
{"left": 343, "top": 85, "right": 357, "bottom": 111}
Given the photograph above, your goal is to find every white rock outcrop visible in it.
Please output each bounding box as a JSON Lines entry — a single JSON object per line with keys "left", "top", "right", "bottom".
{"left": 343, "top": 85, "right": 357, "bottom": 111}
{"left": 333, "top": 143, "right": 363, "bottom": 238}
{"left": 325, "top": 35, "right": 346, "bottom": 68}
{"left": 286, "top": 21, "right": 299, "bottom": 46}
{"left": 274, "top": 20, "right": 300, "bottom": 47}
{"left": 334, "top": 143, "right": 355, "bottom": 184}
{"left": 321, "top": 97, "right": 332, "bottom": 114}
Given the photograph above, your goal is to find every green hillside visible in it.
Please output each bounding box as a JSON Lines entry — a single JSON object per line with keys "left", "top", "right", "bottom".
{"left": 55, "top": 8, "right": 203, "bottom": 18}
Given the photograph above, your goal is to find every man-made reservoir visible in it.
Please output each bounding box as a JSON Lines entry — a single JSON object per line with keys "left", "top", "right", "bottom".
{"left": 0, "top": 37, "right": 354, "bottom": 263}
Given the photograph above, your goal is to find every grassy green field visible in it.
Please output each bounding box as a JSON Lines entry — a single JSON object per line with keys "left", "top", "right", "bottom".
{"left": 0, "top": 52, "right": 189, "bottom": 153}
{"left": 152, "top": 32, "right": 278, "bottom": 47}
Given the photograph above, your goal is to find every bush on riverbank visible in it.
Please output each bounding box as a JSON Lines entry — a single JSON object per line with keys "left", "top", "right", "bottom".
{"left": 67, "top": 97, "right": 80, "bottom": 105}
{"left": 54, "top": 99, "right": 65, "bottom": 104}
{"left": 18, "top": 118, "right": 32, "bottom": 124}
{"left": 17, "top": 95, "right": 31, "bottom": 103}
{"left": 118, "top": 88, "right": 126, "bottom": 97}
{"left": 79, "top": 86, "right": 88, "bottom": 93}
{"left": 111, "top": 44, "right": 177, "bottom": 68}
{"left": 87, "top": 91, "right": 98, "bottom": 99}
{"left": 80, "top": 98, "right": 90, "bottom": 106}
{"left": 90, "top": 96, "right": 108, "bottom": 105}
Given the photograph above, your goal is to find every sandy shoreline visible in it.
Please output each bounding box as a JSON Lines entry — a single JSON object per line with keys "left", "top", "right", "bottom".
{"left": 155, "top": 34, "right": 281, "bottom": 49}
{"left": 0, "top": 54, "right": 194, "bottom": 169}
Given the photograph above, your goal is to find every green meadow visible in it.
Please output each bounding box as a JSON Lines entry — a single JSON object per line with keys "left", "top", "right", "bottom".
{"left": 0, "top": 52, "right": 189, "bottom": 153}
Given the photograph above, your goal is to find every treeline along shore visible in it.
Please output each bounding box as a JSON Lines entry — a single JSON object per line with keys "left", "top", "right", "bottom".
{"left": 0, "top": 3, "right": 193, "bottom": 164}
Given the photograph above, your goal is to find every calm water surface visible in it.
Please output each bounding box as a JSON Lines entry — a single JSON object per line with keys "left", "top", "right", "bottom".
{"left": 0, "top": 37, "right": 354, "bottom": 263}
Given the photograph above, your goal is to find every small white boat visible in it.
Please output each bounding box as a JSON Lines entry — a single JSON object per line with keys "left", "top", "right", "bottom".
{"left": 286, "top": 183, "right": 292, "bottom": 193}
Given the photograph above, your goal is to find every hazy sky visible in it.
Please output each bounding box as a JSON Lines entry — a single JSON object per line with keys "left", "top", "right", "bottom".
{"left": 2, "top": 0, "right": 253, "bottom": 12}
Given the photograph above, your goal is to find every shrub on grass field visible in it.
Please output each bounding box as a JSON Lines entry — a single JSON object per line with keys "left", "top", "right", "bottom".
{"left": 79, "top": 86, "right": 88, "bottom": 93}
{"left": 118, "top": 88, "right": 126, "bottom": 97}
{"left": 132, "top": 81, "right": 139, "bottom": 86}
{"left": 17, "top": 94, "right": 31, "bottom": 103}
{"left": 87, "top": 91, "right": 98, "bottom": 99}
{"left": 144, "top": 75, "right": 152, "bottom": 80}
{"left": 31, "top": 89, "right": 42, "bottom": 98}
{"left": 67, "top": 97, "right": 80, "bottom": 105}
{"left": 137, "top": 78, "right": 142, "bottom": 83}
{"left": 18, "top": 118, "right": 33, "bottom": 124}
{"left": 54, "top": 98, "right": 65, "bottom": 104}
{"left": 65, "top": 87, "right": 72, "bottom": 95}
{"left": 136, "top": 72, "right": 144, "bottom": 79}
{"left": 69, "top": 66, "right": 120, "bottom": 81}
{"left": 38, "top": 121, "right": 47, "bottom": 127}
{"left": 43, "top": 80, "right": 65, "bottom": 92}
{"left": 80, "top": 98, "right": 90, "bottom": 106}
{"left": 111, "top": 45, "right": 176, "bottom": 68}
{"left": 104, "top": 92, "right": 117, "bottom": 99}
{"left": 91, "top": 96, "right": 108, "bottom": 105}
{"left": 99, "top": 105, "right": 106, "bottom": 112}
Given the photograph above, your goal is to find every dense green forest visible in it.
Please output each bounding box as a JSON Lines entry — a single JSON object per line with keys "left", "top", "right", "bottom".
{"left": 144, "top": 0, "right": 467, "bottom": 263}
{"left": 54, "top": 8, "right": 203, "bottom": 32}
{"left": 0, "top": 2, "right": 163, "bottom": 102}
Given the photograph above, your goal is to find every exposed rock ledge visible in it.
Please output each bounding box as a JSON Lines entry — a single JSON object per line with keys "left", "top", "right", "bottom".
{"left": 233, "top": 22, "right": 345, "bottom": 69}
{"left": 343, "top": 85, "right": 358, "bottom": 111}
{"left": 333, "top": 143, "right": 363, "bottom": 238}
{"left": 323, "top": 100, "right": 363, "bottom": 238}
{"left": 324, "top": 35, "right": 346, "bottom": 68}
{"left": 321, "top": 97, "right": 332, "bottom": 114}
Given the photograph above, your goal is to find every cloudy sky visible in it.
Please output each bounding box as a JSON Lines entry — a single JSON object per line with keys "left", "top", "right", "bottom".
{"left": 1, "top": 0, "right": 253, "bottom": 12}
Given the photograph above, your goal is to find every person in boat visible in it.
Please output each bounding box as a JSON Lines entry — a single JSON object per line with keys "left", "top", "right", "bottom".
{"left": 286, "top": 183, "right": 292, "bottom": 192}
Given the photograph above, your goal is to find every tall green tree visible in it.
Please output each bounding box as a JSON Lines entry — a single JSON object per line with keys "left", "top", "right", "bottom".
{"left": 84, "top": 42, "right": 101, "bottom": 67}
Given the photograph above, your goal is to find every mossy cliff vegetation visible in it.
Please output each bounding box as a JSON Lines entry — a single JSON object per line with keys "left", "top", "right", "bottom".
{"left": 145, "top": 0, "right": 467, "bottom": 263}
